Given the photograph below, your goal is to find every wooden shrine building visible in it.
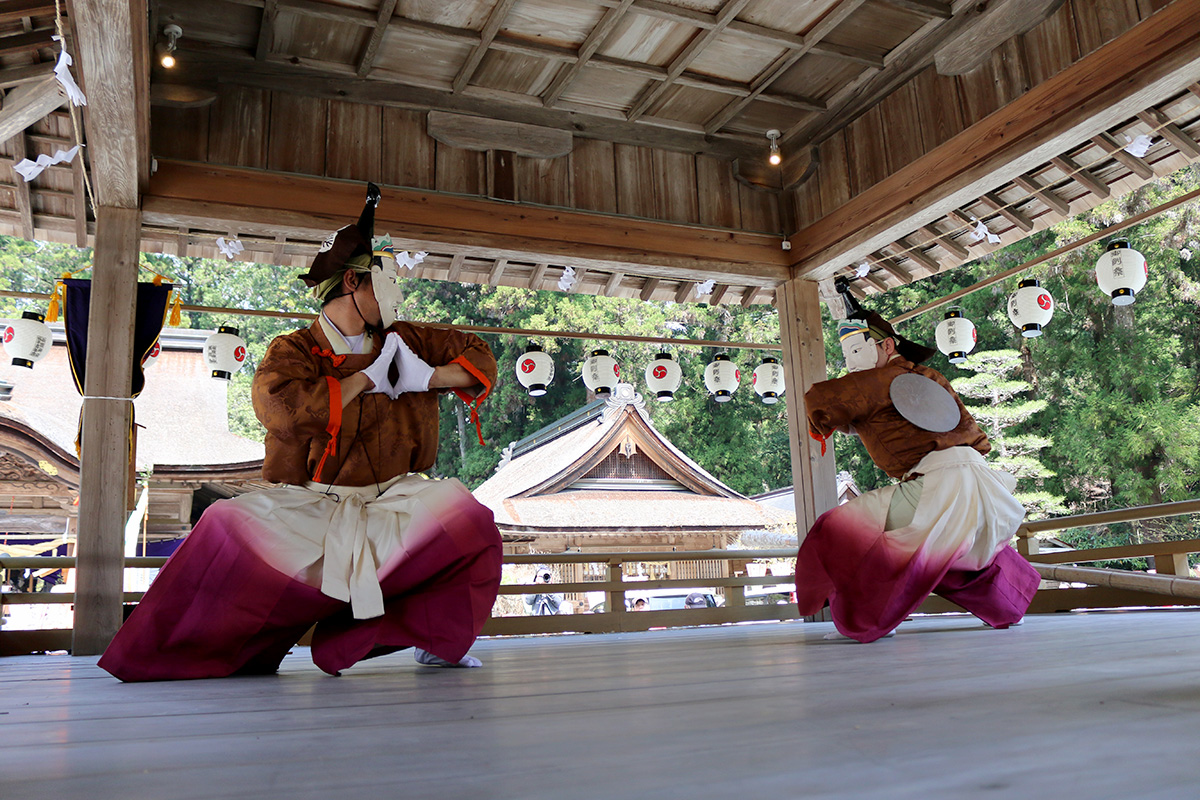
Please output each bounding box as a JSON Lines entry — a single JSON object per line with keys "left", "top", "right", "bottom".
{"left": 474, "top": 383, "right": 791, "bottom": 587}
{"left": 0, "top": 0, "right": 1198, "bottom": 654}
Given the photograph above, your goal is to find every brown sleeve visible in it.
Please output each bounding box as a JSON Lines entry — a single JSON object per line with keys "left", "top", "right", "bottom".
{"left": 804, "top": 370, "right": 888, "bottom": 440}
{"left": 251, "top": 334, "right": 334, "bottom": 442}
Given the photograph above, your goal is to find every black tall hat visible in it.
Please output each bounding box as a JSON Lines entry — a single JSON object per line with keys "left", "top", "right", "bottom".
{"left": 298, "top": 182, "right": 382, "bottom": 288}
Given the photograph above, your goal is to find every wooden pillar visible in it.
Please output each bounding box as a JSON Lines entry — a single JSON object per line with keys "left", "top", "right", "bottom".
{"left": 1154, "top": 552, "right": 1188, "bottom": 576}
{"left": 776, "top": 276, "right": 837, "bottom": 532}
{"left": 73, "top": 206, "right": 141, "bottom": 656}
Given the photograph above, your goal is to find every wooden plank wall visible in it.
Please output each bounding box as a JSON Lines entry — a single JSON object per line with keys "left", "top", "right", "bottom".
{"left": 150, "top": 93, "right": 782, "bottom": 235}
{"left": 788, "top": 0, "right": 1169, "bottom": 232}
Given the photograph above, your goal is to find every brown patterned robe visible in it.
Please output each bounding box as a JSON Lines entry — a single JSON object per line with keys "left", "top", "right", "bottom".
{"left": 805, "top": 356, "right": 989, "bottom": 479}
{"left": 252, "top": 320, "right": 496, "bottom": 486}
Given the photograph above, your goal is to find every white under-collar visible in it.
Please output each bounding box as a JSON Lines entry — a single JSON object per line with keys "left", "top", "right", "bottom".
{"left": 319, "top": 312, "right": 375, "bottom": 356}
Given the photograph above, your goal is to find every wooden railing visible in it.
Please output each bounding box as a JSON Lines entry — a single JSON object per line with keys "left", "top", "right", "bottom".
{"left": 6, "top": 499, "right": 1200, "bottom": 655}
{"left": 0, "top": 550, "right": 803, "bottom": 655}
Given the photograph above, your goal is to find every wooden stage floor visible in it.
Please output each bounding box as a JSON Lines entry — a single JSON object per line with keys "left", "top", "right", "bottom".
{"left": 2, "top": 610, "right": 1198, "bottom": 799}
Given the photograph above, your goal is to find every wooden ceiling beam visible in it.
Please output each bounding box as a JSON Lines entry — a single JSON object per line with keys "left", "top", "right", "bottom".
{"left": 0, "top": 61, "right": 54, "bottom": 90}
{"left": 639, "top": 277, "right": 660, "bottom": 301}
{"left": 0, "top": 27, "right": 54, "bottom": 57}
{"left": 1013, "top": 174, "right": 1071, "bottom": 216}
{"left": 1137, "top": 108, "right": 1200, "bottom": 159}
{"left": 1092, "top": 132, "right": 1154, "bottom": 180}
{"left": 451, "top": 0, "right": 518, "bottom": 94}
{"left": 884, "top": 0, "right": 952, "bottom": 18}
{"left": 1051, "top": 155, "right": 1110, "bottom": 199}
{"left": 488, "top": 257, "right": 508, "bottom": 286}
{"left": 447, "top": 253, "right": 466, "bottom": 281}
{"left": 896, "top": 238, "right": 940, "bottom": 275}
{"left": 144, "top": 160, "right": 789, "bottom": 286}
{"left": 355, "top": 0, "right": 397, "bottom": 77}
{"left": 707, "top": 283, "right": 729, "bottom": 305}
{"left": 0, "top": 76, "right": 65, "bottom": 143}
{"left": 604, "top": 271, "right": 624, "bottom": 296}
{"left": 675, "top": 282, "right": 693, "bottom": 303}
{"left": 542, "top": 0, "right": 635, "bottom": 107}
{"left": 170, "top": 44, "right": 765, "bottom": 161}
{"left": 9, "top": 133, "right": 34, "bottom": 240}
{"left": 704, "top": 0, "right": 867, "bottom": 134}
{"left": 981, "top": 191, "right": 1033, "bottom": 232}
{"left": 626, "top": 0, "right": 751, "bottom": 122}
{"left": 0, "top": 1, "right": 55, "bottom": 24}
{"left": 255, "top": 0, "right": 278, "bottom": 61}
{"left": 786, "top": 1, "right": 1200, "bottom": 281}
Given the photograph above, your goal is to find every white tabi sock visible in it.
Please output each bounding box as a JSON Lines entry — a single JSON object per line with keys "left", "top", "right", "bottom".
{"left": 413, "top": 648, "right": 483, "bottom": 668}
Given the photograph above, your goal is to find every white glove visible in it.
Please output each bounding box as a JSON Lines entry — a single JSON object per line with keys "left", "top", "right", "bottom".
{"left": 388, "top": 334, "right": 435, "bottom": 398}
{"left": 359, "top": 333, "right": 399, "bottom": 394}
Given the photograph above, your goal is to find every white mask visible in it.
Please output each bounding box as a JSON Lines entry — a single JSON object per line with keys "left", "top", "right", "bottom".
{"left": 842, "top": 334, "right": 879, "bottom": 373}
{"left": 371, "top": 260, "right": 403, "bottom": 328}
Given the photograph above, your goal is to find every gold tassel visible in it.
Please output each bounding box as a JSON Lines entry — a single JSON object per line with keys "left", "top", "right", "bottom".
{"left": 168, "top": 291, "right": 182, "bottom": 327}
{"left": 46, "top": 281, "right": 63, "bottom": 322}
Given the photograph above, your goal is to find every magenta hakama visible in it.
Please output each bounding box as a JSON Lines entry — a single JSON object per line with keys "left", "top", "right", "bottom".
{"left": 795, "top": 447, "right": 1040, "bottom": 642}
{"left": 99, "top": 475, "right": 502, "bottom": 681}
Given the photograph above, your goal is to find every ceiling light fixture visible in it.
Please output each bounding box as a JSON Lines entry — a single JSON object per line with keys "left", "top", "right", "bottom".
{"left": 766, "top": 129, "right": 782, "bottom": 166}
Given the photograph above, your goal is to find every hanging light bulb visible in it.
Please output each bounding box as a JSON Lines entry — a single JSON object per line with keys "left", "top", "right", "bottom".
{"left": 704, "top": 353, "right": 740, "bottom": 402}
{"left": 141, "top": 339, "right": 162, "bottom": 369}
{"left": 581, "top": 349, "right": 619, "bottom": 396}
{"left": 644, "top": 352, "right": 682, "bottom": 402}
{"left": 766, "top": 129, "right": 782, "bottom": 166}
{"left": 514, "top": 343, "right": 554, "bottom": 397}
{"left": 158, "top": 24, "right": 182, "bottom": 69}
{"left": 1007, "top": 278, "right": 1054, "bottom": 338}
{"left": 1095, "top": 239, "right": 1148, "bottom": 306}
{"left": 204, "top": 324, "right": 248, "bottom": 380}
{"left": 3, "top": 311, "right": 52, "bottom": 368}
{"left": 752, "top": 356, "right": 784, "bottom": 404}
{"left": 934, "top": 309, "right": 977, "bottom": 364}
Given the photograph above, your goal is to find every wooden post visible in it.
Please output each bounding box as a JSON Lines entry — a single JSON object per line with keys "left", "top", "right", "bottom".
{"left": 72, "top": 206, "right": 141, "bottom": 656}
{"left": 1154, "top": 552, "right": 1188, "bottom": 576}
{"left": 607, "top": 558, "right": 626, "bottom": 630}
{"left": 1016, "top": 535, "right": 1040, "bottom": 556}
{"left": 776, "top": 276, "right": 837, "bottom": 532}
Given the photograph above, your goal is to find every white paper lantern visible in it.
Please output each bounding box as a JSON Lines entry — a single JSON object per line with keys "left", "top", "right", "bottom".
{"left": 752, "top": 357, "right": 784, "bottom": 404}
{"left": 581, "top": 349, "right": 619, "bottom": 396}
{"left": 3, "top": 311, "right": 52, "bottom": 368}
{"left": 1007, "top": 279, "right": 1054, "bottom": 338}
{"left": 644, "top": 352, "right": 682, "bottom": 402}
{"left": 515, "top": 343, "right": 554, "bottom": 397}
{"left": 141, "top": 339, "right": 162, "bottom": 369}
{"left": 704, "top": 354, "right": 740, "bottom": 402}
{"left": 204, "top": 325, "right": 248, "bottom": 380}
{"left": 1095, "top": 239, "right": 1148, "bottom": 306}
{"left": 934, "top": 309, "right": 977, "bottom": 364}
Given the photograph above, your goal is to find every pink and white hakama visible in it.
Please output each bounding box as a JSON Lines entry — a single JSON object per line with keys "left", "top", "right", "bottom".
{"left": 99, "top": 475, "right": 502, "bottom": 681}
{"left": 795, "top": 447, "right": 1040, "bottom": 642}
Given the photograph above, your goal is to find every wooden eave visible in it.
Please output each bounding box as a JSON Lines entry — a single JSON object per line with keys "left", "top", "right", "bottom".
{"left": 521, "top": 405, "right": 742, "bottom": 499}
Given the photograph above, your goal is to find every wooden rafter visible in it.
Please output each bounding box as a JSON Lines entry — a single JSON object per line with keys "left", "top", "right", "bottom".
{"left": 787, "top": 2, "right": 1200, "bottom": 281}
{"left": 626, "top": 0, "right": 751, "bottom": 122}
{"left": 488, "top": 257, "right": 508, "bottom": 286}
{"left": 703, "top": 0, "right": 867, "bottom": 135}
{"left": 1051, "top": 155, "right": 1109, "bottom": 199}
{"left": 981, "top": 192, "right": 1033, "bottom": 232}
{"left": 707, "top": 283, "right": 729, "bottom": 305}
{"left": 639, "top": 277, "right": 659, "bottom": 301}
{"left": 447, "top": 252, "right": 466, "bottom": 281}
{"left": 0, "top": 27, "right": 54, "bottom": 57}
{"left": 355, "top": 0, "right": 397, "bottom": 78}
{"left": 0, "top": 62, "right": 54, "bottom": 89}
{"left": 869, "top": 251, "right": 912, "bottom": 284}
{"left": 1013, "top": 174, "right": 1070, "bottom": 217}
{"left": 896, "top": 238, "right": 939, "bottom": 275}
{"left": 9, "top": 133, "right": 34, "bottom": 240}
{"left": 541, "top": 0, "right": 635, "bottom": 107}
{"left": 172, "top": 44, "right": 765, "bottom": 161}
{"left": 1137, "top": 107, "right": 1200, "bottom": 159}
{"left": 675, "top": 282, "right": 692, "bottom": 303}
{"left": 0, "top": 77, "right": 66, "bottom": 143}
{"left": 528, "top": 261, "right": 548, "bottom": 289}
{"left": 0, "top": 1, "right": 55, "bottom": 24}
{"left": 603, "top": 271, "right": 624, "bottom": 296}
{"left": 452, "top": 0, "right": 518, "bottom": 94}
{"left": 919, "top": 223, "right": 968, "bottom": 260}
{"left": 1092, "top": 132, "right": 1154, "bottom": 180}
{"left": 255, "top": 0, "right": 278, "bottom": 61}
{"left": 883, "top": 0, "right": 952, "bottom": 18}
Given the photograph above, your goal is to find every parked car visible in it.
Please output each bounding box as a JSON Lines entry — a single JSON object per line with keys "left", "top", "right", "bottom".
{"left": 587, "top": 588, "right": 722, "bottom": 612}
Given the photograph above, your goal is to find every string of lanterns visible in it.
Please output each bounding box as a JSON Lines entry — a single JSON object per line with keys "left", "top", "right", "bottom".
{"left": 936, "top": 239, "right": 1148, "bottom": 362}
{"left": 516, "top": 346, "right": 785, "bottom": 405}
